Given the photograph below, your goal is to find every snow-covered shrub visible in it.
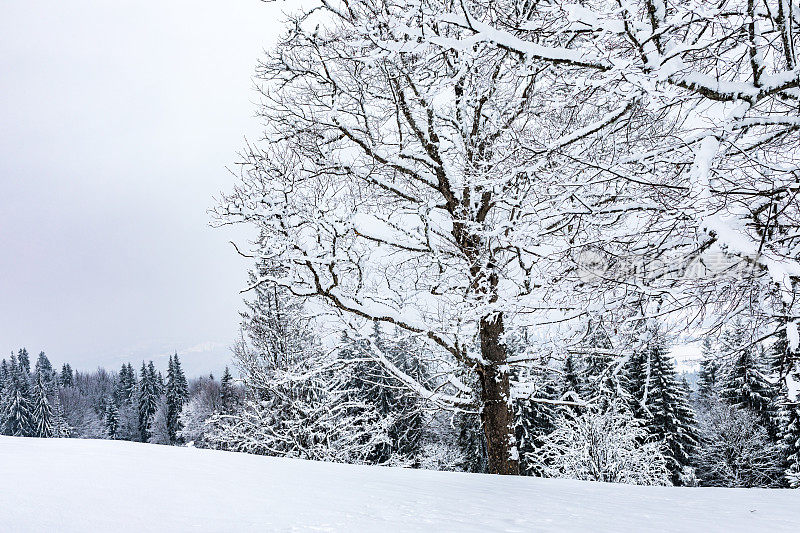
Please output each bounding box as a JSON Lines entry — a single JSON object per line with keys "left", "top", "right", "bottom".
{"left": 147, "top": 398, "right": 170, "bottom": 445}
{"left": 178, "top": 395, "right": 214, "bottom": 447}
{"left": 205, "top": 355, "right": 392, "bottom": 464}
{"left": 416, "top": 442, "right": 466, "bottom": 472}
{"left": 530, "top": 402, "right": 671, "bottom": 486}
{"left": 694, "top": 400, "right": 783, "bottom": 488}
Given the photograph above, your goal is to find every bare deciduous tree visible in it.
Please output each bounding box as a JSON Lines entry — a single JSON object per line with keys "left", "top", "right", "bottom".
{"left": 217, "top": 0, "right": 650, "bottom": 474}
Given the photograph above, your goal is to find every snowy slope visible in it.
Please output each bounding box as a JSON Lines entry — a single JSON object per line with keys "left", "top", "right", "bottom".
{"left": 0, "top": 437, "right": 798, "bottom": 532}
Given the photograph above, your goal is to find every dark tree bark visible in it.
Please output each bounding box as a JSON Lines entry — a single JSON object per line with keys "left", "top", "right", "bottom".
{"left": 478, "top": 313, "right": 520, "bottom": 475}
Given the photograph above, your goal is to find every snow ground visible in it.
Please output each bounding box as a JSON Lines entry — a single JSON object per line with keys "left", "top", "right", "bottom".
{"left": 1, "top": 436, "right": 798, "bottom": 532}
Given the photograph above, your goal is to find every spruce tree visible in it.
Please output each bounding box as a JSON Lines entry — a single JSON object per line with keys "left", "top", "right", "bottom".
{"left": 35, "top": 352, "right": 55, "bottom": 384}
{"left": 0, "top": 359, "right": 9, "bottom": 389}
{"left": 60, "top": 363, "right": 74, "bottom": 387}
{"left": 337, "top": 323, "right": 427, "bottom": 464}
{"left": 104, "top": 399, "right": 120, "bottom": 439}
{"left": 514, "top": 368, "right": 559, "bottom": 475}
{"left": 137, "top": 362, "right": 159, "bottom": 442}
{"left": 3, "top": 357, "right": 32, "bottom": 436}
{"left": 5, "top": 386, "right": 32, "bottom": 436}
{"left": 52, "top": 392, "right": 70, "bottom": 437}
{"left": 456, "top": 408, "right": 488, "bottom": 473}
{"left": 719, "top": 325, "right": 776, "bottom": 433}
{"left": 697, "top": 338, "right": 720, "bottom": 402}
{"left": 17, "top": 348, "right": 31, "bottom": 376}
{"left": 781, "top": 391, "right": 800, "bottom": 487}
{"left": 220, "top": 366, "right": 236, "bottom": 414}
{"left": 116, "top": 362, "right": 137, "bottom": 404}
{"left": 114, "top": 363, "right": 129, "bottom": 405}
{"left": 0, "top": 359, "right": 9, "bottom": 411}
{"left": 625, "top": 324, "right": 697, "bottom": 485}
{"left": 624, "top": 346, "right": 649, "bottom": 419}
{"left": 166, "top": 353, "right": 189, "bottom": 443}
{"left": 560, "top": 353, "right": 584, "bottom": 405}
{"left": 582, "top": 320, "right": 619, "bottom": 408}
{"left": 31, "top": 373, "right": 55, "bottom": 438}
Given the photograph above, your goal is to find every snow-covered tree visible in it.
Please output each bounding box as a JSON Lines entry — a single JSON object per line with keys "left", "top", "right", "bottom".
{"left": 52, "top": 393, "right": 70, "bottom": 438}
{"left": 208, "top": 264, "right": 396, "bottom": 463}
{"left": 531, "top": 401, "right": 671, "bottom": 486}
{"left": 513, "top": 363, "right": 560, "bottom": 476}
{"left": 166, "top": 353, "right": 189, "bottom": 443}
{"left": 219, "top": 366, "right": 236, "bottom": 415}
{"left": 695, "top": 400, "right": 783, "bottom": 488}
{"left": 625, "top": 324, "right": 697, "bottom": 484}
{"left": 206, "top": 358, "right": 392, "bottom": 464}
{"left": 719, "top": 324, "right": 777, "bottom": 433}
{"left": 59, "top": 363, "right": 74, "bottom": 387}
{"left": 137, "top": 362, "right": 159, "bottom": 442}
{"left": 115, "top": 362, "right": 137, "bottom": 406}
{"left": 216, "top": 0, "right": 673, "bottom": 474}
{"left": 17, "top": 348, "right": 31, "bottom": 377}
{"left": 34, "top": 352, "right": 55, "bottom": 385}
{"left": 338, "top": 323, "right": 428, "bottom": 465}
{"left": 560, "top": 353, "right": 584, "bottom": 408}
{"left": 31, "top": 373, "right": 55, "bottom": 438}
{"left": 2, "top": 355, "right": 32, "bottom": 436}
{"left": 778, "top": 383, "right": 800, "bottom": 487}
{"left": 697, "top": 338, "right": 720, "bottom": 403}
{"left": 420, "top": 0, "right": 800, "bottom": 346}
{"left": 148, "top": 398, "right": 171, "bottom": 445}
{"left": 580, "top": 321, "right": 622, "bottom": 407}
{"left": 104, "top": 398, "right": 120, "bottom": 439}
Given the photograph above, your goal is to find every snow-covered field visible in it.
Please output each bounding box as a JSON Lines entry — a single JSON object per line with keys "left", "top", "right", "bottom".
{"left": 1, "top": 436, "right": 798, "bottom": 532}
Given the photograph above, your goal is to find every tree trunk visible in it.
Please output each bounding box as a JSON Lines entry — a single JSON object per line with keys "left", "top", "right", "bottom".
{"left": 478, "top": 312, "right": 520, "bottom": 475}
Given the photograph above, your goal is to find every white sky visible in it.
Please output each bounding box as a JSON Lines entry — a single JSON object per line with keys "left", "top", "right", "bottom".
{"left": 0, "top": 1, "right": 287, "bottom": 376}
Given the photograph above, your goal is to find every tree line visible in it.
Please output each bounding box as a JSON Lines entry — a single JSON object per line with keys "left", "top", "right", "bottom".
{"left": 194, "top": 261, "right": 799, "bottom": 488}
{"left": 2, "top": 292, "right": 799, "bottom": 488}
{"left": 0, "top": 349, "right": 238, "bottom": 446}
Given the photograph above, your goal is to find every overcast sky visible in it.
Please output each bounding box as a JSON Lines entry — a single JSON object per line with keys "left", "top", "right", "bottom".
{"left": 0, "top": 1, "right": 286, "bottom": 376}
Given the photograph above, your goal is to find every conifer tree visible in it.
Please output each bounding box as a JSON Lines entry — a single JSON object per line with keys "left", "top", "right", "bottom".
{"left": 773, "top": 328, "right": 800, "bottom": 487}
{"left": 115, "top": 364, "right": 130, "bottom": 405}
{"left": 116, "top": 363, "right": 137, "bottom": 404}
{"left": 52, "top": 392, "right": 70, "bottom": 437}
{"left": 0, "top": 359, "right": 9, "bottom": 389}
{"left": 624, "top": 347, "right": 649, "bottom": 417}
{"left": 34, "top": 352, "right": 55, "bottom": 384}
{"left": 561, "top": 353, "right": 584, "bottom": 405}
{"left": 60, "top": 363, "right": 74, "bottom": 387}
{"left": 31, "top": 373, "right": 55, "bottom": 438}
{"left": 719, "top": 325, "right": 776, "bottom": 433}
{"left": 0, "top": 359, "right": 9, "bottom": 412}
{"left": 0, "top": 360, "right": 7, "bottom": 411}
{"left": 156, "top": 371, "right": 165, "bottom": 396}
{"left": 104, "top": 399, "right": 120, "bottom": 439}
{"left": 515, "top": 368, "right": 559, "bottom": 475}
{"left": 625, "top": 324, "right": 697, "bottom": 484}
{"left": 781, "top": 393, "right": 800, "bottom": 488}
{"left": 219, "top": 366, "right": 236, "bottom": 414}
{"left": 456, "top": 409, "right": 488, "bottom": 474}
{"left": 166, "top": 353, "right": 189, "bottom": 443}
{"left": 17, "top": 348, "right": 31, "bottom": 376}
{"left": 387, "top": 334, "right": 426, "bottom": 462}
{"left": 3, "top": 357, "right": 32, "bottom": 436}
{"left": 338, "top": 323, "right": 427, "bottom": 464}
{"left": 697, "top": 338, "right": 720, "bottom": 402}
{"left": 137, "top": 362, "right": 159, "bottom": 442}
{"left": 582, "top": 321, "right": 619, "bottom": 408}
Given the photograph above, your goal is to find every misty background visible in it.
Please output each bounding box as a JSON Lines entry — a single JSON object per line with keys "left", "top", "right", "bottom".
{"left": 0, "top": 1, "right": 285, "bottom": 376}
